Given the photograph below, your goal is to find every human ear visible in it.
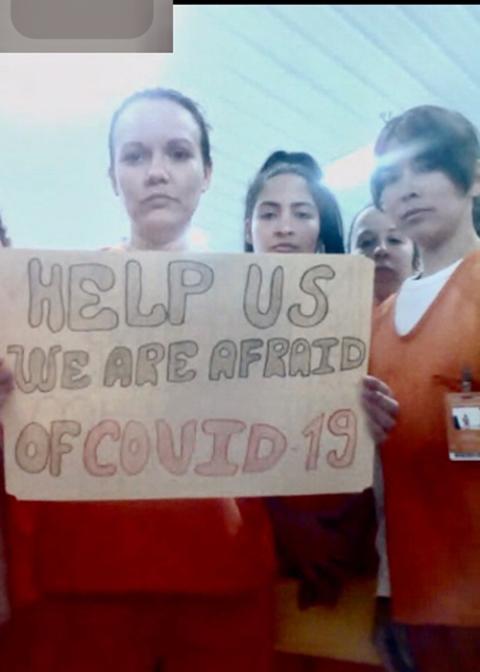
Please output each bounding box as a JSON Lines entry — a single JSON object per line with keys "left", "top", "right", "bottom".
{"left": 245, "top": 219, "right": 253, "bottom": 245}
{"left": 202, "top": 163, "right": 213, "bottom": 193}
{"left": 109, "top": 166, "right": 119, "bottom": 196}
{"left": 471, "top": 159, "right": 480, "bottom": 197}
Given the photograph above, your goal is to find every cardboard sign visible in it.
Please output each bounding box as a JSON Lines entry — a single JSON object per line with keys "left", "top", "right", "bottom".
{"left": 0, "top": 249, "right": 374, "bottom": 500}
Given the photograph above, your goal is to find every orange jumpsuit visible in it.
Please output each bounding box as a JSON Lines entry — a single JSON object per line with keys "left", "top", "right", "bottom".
{"left": 1, "top": 474, "right": 275, "bottom": 670}
{"left": 0, "top": 240, "right": 277, "bottom": 671}
{"left": 369, "top": 251, "right": 480, "bottom": 668}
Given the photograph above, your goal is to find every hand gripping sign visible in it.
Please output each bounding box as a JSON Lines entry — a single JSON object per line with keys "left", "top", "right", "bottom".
{"left": 0, "top": 250, "right": 374, "bottom": 501}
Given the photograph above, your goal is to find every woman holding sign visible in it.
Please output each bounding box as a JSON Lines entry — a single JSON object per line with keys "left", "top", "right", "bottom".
{"left": 0, "top": 216, "right": 13, "bottom": 636}
{"left": 243, "top": 152, "right": 379, "bottom": 672}
{"left": 0, "top": 89, "right": 276, "bottom": 672}
{"left": 366, "top": 105, "right": 480, "bottom": 671}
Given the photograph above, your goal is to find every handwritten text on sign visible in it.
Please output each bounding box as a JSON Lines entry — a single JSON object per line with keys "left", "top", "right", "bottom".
{"left": 0, "top": 250, "right": 374, "bottom": 500}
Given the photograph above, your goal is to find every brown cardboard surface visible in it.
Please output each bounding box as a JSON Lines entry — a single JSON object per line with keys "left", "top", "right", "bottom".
{"left": 0, "top": 249, "right": 374, "bottom": 500}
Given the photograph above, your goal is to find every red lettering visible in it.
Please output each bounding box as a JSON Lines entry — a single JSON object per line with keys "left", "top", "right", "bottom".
{"left": 120, "top": 420, "right": 151, "bottom": 475}
{"left": 302, "top": 413, "right": 325, "bottom": 471}
{"left": 326, "top": 409, "right": 356, "bottom": 468}
{"left": 155, "top": 419, "right": 196, "bottom": 475}
{"left": 83, "top": 419, "right": 119, "bottom": 476}
{"left": 195, "top": 419, "right": 245, "bottom": 476}
{"left": 243, "top": 423, "right": 287, "bottom": 473}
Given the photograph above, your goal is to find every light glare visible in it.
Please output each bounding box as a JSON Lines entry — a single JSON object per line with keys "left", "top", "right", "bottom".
{"left": 0, "top": 54, "right": 166, "bottom": 124}
{"left": 323, "top": 143, "right": 375, "bottom": 191}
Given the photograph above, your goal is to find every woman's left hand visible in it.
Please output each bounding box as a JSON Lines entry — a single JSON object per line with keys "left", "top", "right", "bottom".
{"left": 361, "top": 375, "right": 399, "bottom": 445}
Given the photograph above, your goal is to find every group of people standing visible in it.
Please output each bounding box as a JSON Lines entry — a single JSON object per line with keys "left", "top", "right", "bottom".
{"left": 0, "top": 86, "right": 479, "bottom": 672}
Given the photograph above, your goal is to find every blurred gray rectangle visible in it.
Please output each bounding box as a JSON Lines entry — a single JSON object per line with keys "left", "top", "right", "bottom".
{"left": 0, "top": 0, "right": 172, "bottom": 51}
{"left": 12, "top": 0, "right": 153, "bottom": 39}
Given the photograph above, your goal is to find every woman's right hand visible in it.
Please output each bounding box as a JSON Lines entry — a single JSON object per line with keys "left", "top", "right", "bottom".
{"left": 361, "top": 375, "right": 399, "bottom": 445}
{"left": 0, "top": 362, "right": 13, "bottom": 411}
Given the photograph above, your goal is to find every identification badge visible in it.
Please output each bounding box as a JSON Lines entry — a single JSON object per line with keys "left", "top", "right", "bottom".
{"left": 446, "top": 389, "right": 480, "bottom": 460}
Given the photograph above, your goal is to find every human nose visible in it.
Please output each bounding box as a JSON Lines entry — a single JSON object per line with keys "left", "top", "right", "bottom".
{"left": 146, "top": 152, "right": 169, "bottom": 184}
{"left": 273, "top": 213, "right": 294, "bottom": 236}
{"left": 373, "top": 238, "right": 389, "bottom": 257}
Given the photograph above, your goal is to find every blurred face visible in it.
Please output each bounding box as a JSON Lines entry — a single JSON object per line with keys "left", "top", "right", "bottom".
{"left": 375, "top": 141, "right": 479, "bottom": 252}
{"left": 351, "top": 206, "right": 415, "bottom": 302}
{"left": 247, "top": 173, "right": 320, "bottom": 253}
{"left": 110, "top": 98, "right": 211, "bottom": 249}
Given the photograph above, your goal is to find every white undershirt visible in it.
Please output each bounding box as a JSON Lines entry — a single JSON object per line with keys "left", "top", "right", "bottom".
{"left": 394, "top": 258, "right": 463, "bottom": 335}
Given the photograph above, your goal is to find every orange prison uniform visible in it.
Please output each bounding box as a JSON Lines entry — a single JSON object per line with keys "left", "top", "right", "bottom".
{"left": 0, "top": 242, "right": 276, "bottom": 670}
{"left": 369, "top": 252, "right": 480, "bottom": 629}
{"left": 1, "top": 492, "right": 276, "bottom": 671}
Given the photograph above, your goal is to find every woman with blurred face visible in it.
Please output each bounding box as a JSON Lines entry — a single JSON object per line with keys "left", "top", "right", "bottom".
{"left": 350, "top": 205, "right": 418, "bottom": 304}
{"left": 0, "top": 90, "right": 276, "bottom": 672}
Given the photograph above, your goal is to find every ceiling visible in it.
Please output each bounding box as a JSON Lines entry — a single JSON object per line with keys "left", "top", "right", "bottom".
{"left": 165, "top": 4, "right": 480, "bottom": 249}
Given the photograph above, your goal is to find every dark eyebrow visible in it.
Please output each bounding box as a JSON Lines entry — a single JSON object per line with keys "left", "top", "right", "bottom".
{"left": 119, "top": 141, "right": 146, "bottom": 153}
{"left": 356, "top": 229, "right": 375, "bottom": 238}
{"left": 257, "top": 201, "right": 280, "bottom": 208}
{"left": 166, "top": 137, "right": 195, "bottom": 146}
{"left": 120, "top": 138, "right": 195, "bottom": 149}
{"left": 291, "top": 201, "right": 315, "bottom": 208}
{"left": 257, "top": 200, "right": 316, "bottom": 208}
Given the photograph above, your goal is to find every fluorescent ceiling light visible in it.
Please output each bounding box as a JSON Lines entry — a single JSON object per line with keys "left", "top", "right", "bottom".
{"left": 323, "top": 143, "right": 375, "bottom": 191}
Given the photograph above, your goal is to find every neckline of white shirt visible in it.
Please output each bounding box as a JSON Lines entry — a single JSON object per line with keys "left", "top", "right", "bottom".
{"left": 394, "top": 258, "right": 463, "bottom": 336}
{"left": 404, "top": 258, "right": 463, "bottom": 288}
